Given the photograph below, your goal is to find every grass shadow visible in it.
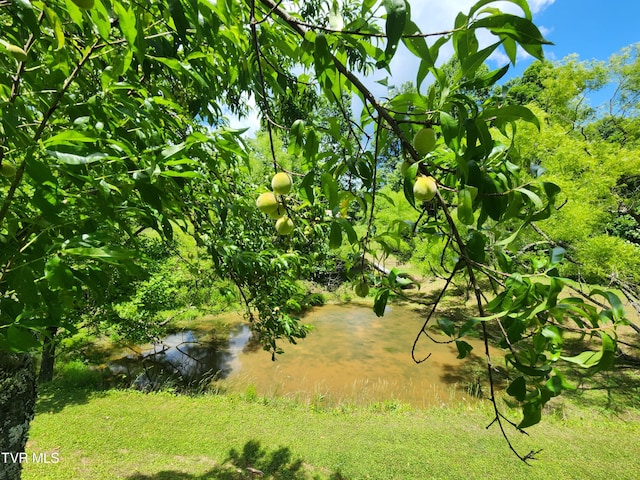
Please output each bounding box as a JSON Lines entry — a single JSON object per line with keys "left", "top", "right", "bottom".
{"left": 35, "top": 383, "right": 107, "bottom": 414}
{"left": 124, "top": 440, "right": 345, "bottom": 480}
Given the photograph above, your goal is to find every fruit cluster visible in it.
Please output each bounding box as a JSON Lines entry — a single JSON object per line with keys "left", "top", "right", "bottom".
{"left": 409, "top": 127, "right": 439, "bottom": 203}
{"left": 256, "top": 172, "right": 295, "bottom": 235}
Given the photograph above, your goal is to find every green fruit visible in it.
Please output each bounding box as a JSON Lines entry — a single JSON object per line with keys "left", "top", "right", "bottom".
{"left": 256, "top": 192, "right": 279, "bottom": 214}
{"left": 267, "top": 204, "right": 286, "bottom": 219}
{"left": 271, "top": 172, "right": 292, "bottom": 195}
{"left": 400, "top": 160, "right": 412, "bottom": 176}
{"left": 71, "top": 0, "right": 95, "bottom": 9}
{"left": 413, "top": 127, "right": 437, "bottom": 156}
{"left": 275, "top": 216, "right": 294, "bottom": 236}
{"left": 413, "top": 176, "right": 437, "bottom": 202}
{"left": 0, "top": 162, "right": 16, "bottom": 178}
{"left": 7, "top": 45, "right": 27, "bottom": 62}
{"left": 354, "top": 280, "right": 369, "bottom": 298}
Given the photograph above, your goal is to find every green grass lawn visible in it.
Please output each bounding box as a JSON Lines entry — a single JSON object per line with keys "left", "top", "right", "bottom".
{"left": 22, "top": 385, "right": 640, "bottom": 480}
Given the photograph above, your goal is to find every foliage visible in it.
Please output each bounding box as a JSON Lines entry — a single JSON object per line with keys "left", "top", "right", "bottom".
{"left": 0, "top": 0, "right": 633, "bottom": 466}
{"left": 504, "top": 56, "right": 640, "bottom": 286}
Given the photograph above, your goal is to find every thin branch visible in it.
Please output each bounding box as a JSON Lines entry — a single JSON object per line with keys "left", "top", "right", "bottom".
{"left": 286, "top": 18, "right": 462, "bottom": 40}
{"left": 360, "top": 118, "right": 381, "bottom": 276}
{"left": 411, "top": 267, "right": 457, "bottom": 363}
{"left": 254, "top": 0, "right": 284, "bottom": 24}
{"left": 250, "top": 0, "right": 279, "bottom": 171}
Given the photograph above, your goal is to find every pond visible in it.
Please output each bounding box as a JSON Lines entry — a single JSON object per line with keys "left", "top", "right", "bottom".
{"left": 108, "top": 304, "right": 500, "bottom": 407}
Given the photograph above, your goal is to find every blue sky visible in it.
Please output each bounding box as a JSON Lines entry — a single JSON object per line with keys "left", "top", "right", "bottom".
{"left": 535, "top": 0, "right": 640, "bottom": 63}
{"left": 387, "top": 0, "right": 640, "bottom": 88}
{"left": 506, "top": 0, "right": 640, "bottom": 107}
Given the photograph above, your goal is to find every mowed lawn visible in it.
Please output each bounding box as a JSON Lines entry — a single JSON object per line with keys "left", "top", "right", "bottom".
{"left": 21, "top": 385, "right": 640, "bottom": 480}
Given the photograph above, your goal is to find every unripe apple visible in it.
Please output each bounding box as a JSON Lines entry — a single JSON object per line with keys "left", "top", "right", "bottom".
{"left": 354, "top": 280, "right": 369, "bottom": 298}
{"left": 271, "top": 172, "right": 292, "bottom": 195}
{"left": 400, "top": 160, "right": 412, "bottom": 176}
{"left": 413, "top": 176, "right": 437, "bottom": 202}
{"left": 256, "top": 192, "right": 279, "bottom": 214}
{"left": 413, "top": 127, "right": 437, "bottom": 156}
{"left": 0, "top": 162, "right": 16, "bottom": 178}
{"left": 275, "top": 216, "right": 294, "bottom": 235}
{"left": 267, "top": 204, "right": 286, "bottom": 219}
{"left": 71, "top": 0, "right": 95, "bottom": 10}
{"left": 6, "top": 45, "right": 27, "bottom": 62}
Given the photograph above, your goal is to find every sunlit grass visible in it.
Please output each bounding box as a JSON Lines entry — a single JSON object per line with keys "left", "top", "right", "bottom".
{"left": 23, "top": 383, "right": 640, "bottom": 480}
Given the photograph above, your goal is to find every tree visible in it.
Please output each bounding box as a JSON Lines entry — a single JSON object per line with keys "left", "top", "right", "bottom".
{"left": 0, "top": 1, "right": 629, "bottom": 477}
{"left": 502, "top": 47, "right": 640, "bottom": 333}
{"left": 0, "top": 1, "right": 252, "bottom": 477}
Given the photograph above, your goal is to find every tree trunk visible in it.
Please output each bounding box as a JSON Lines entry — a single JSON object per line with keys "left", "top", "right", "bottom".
{"left": 0, "top": 352, "right": 37, "bottom": 480}
{"left": 38, "top": 326, "right": 58, "bottom": 383}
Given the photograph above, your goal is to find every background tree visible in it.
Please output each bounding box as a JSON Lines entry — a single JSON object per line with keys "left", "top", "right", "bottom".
{"left": 502, "top": 47, "right": 640, "bottom": 331}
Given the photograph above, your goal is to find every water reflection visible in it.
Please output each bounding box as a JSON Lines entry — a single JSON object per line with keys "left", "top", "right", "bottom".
{"left": 108, "top": 324, "right": 252, "bottom": 390}
{"left": 109, "top": 304, "right": 499, "bottom": 406}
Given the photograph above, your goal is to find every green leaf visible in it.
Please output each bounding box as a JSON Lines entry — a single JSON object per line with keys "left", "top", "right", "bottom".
{"left": 483, "top": 105, "right": 540, "bottom": 130}
{"left": 168, "top": 0, "right": 189, "bottom": 41}
{"left": 379, "top": 0, "right": 407, "bottom": 68}
{"left": 507, "top": 376, "right": 527, "bottom": 402}
{"left": 458, "top": 318, "right": 481, "bottom": 338}
{"left": 44, "top": 6, "right": 65, "bottom": 50}
{"left": 159, "top": 170, "right": 205, "bottom": 179}
{"left": 49, "top": 151, "right": 108, "bottom": 165}
{"left": 6, "top": 325, "right": 41, "bottom": 353}
{"left": 545, "top": 371, "right": 575, "bottom": 396}
{"left": 45, "top": 256, "right": 75, "bottom": 291}
{"left": 114, "top": 1, "right": 138, "bottom": 51}
{"left": 472, "top": 13, "right": 550, "bottom": 47}
{"left": 437, "top": 318, "right": 456, "bottom": 337}
{"left": 14, "top": 0, "right": 40, "bottom": 36}
{"left": 90, "top": 0, "right": 112, "bottom": 41}
{"left": 560, "top": 350, "right": 602, "bottom": 368}
{"left": 160, "top": 143, "right": 187, "bottom": 161}
{"left": 337, "top": 219, "right": 358, "bottom": 244}
{"left": 515, "top": 186, "right": 543, "bottom": 210}
{"left": 457, "top": 187, "right": 474, "bottom": 225}
{"left": 63, "top": 247, "right": 134, "bottom": 264}
{"left": 455, "top": 340, "right": 473, "bottom": 359}
{"left": 65, "top": 0, "right": 84, "bottom": 27}
{"left": 329, "top": 222, "right": 342, "bottom": 249}
{"left": 590, "top": 289, "right": 625, "bottom": 322}
{"left": 469, "top": 0, "right": 532, "bottom": 20}
{"left": 300, "top": 170, "right": 315, "bottom": 204}
{"left": 549, "top": 246, "right": 565, "bottom": 266}
{"left": 289, "top": 119, "right": 305, "bottom": 155}
{"left": 465, "top": 231, "right": 486, "bottom": 264}
{"left": 440, "top": 111, "right": 459, "bottom": 151}
{"left": 513, "top": 362, "right": 552, "bottom": 377}
{"left": 373, "top": 288, "right": 390, "bottom": 317}
{"left": 321, "top": 172, "right": 339, "bottom": 209}
{"left": 312, "top": 32, "right": 332, "bottom": 76}
{"left": 43, "top": 131, "right": 97, "bottom": 146}
{"left": 518, "top": 401, "right": 542, "bottom": 429}
{"left": 402, "top": 162, "right": 419, "bottom": 208}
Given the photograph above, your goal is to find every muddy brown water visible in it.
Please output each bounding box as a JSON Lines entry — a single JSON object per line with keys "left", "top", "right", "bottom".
{"left": 109, "top": 304, "right": 500, "bottom": 407}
